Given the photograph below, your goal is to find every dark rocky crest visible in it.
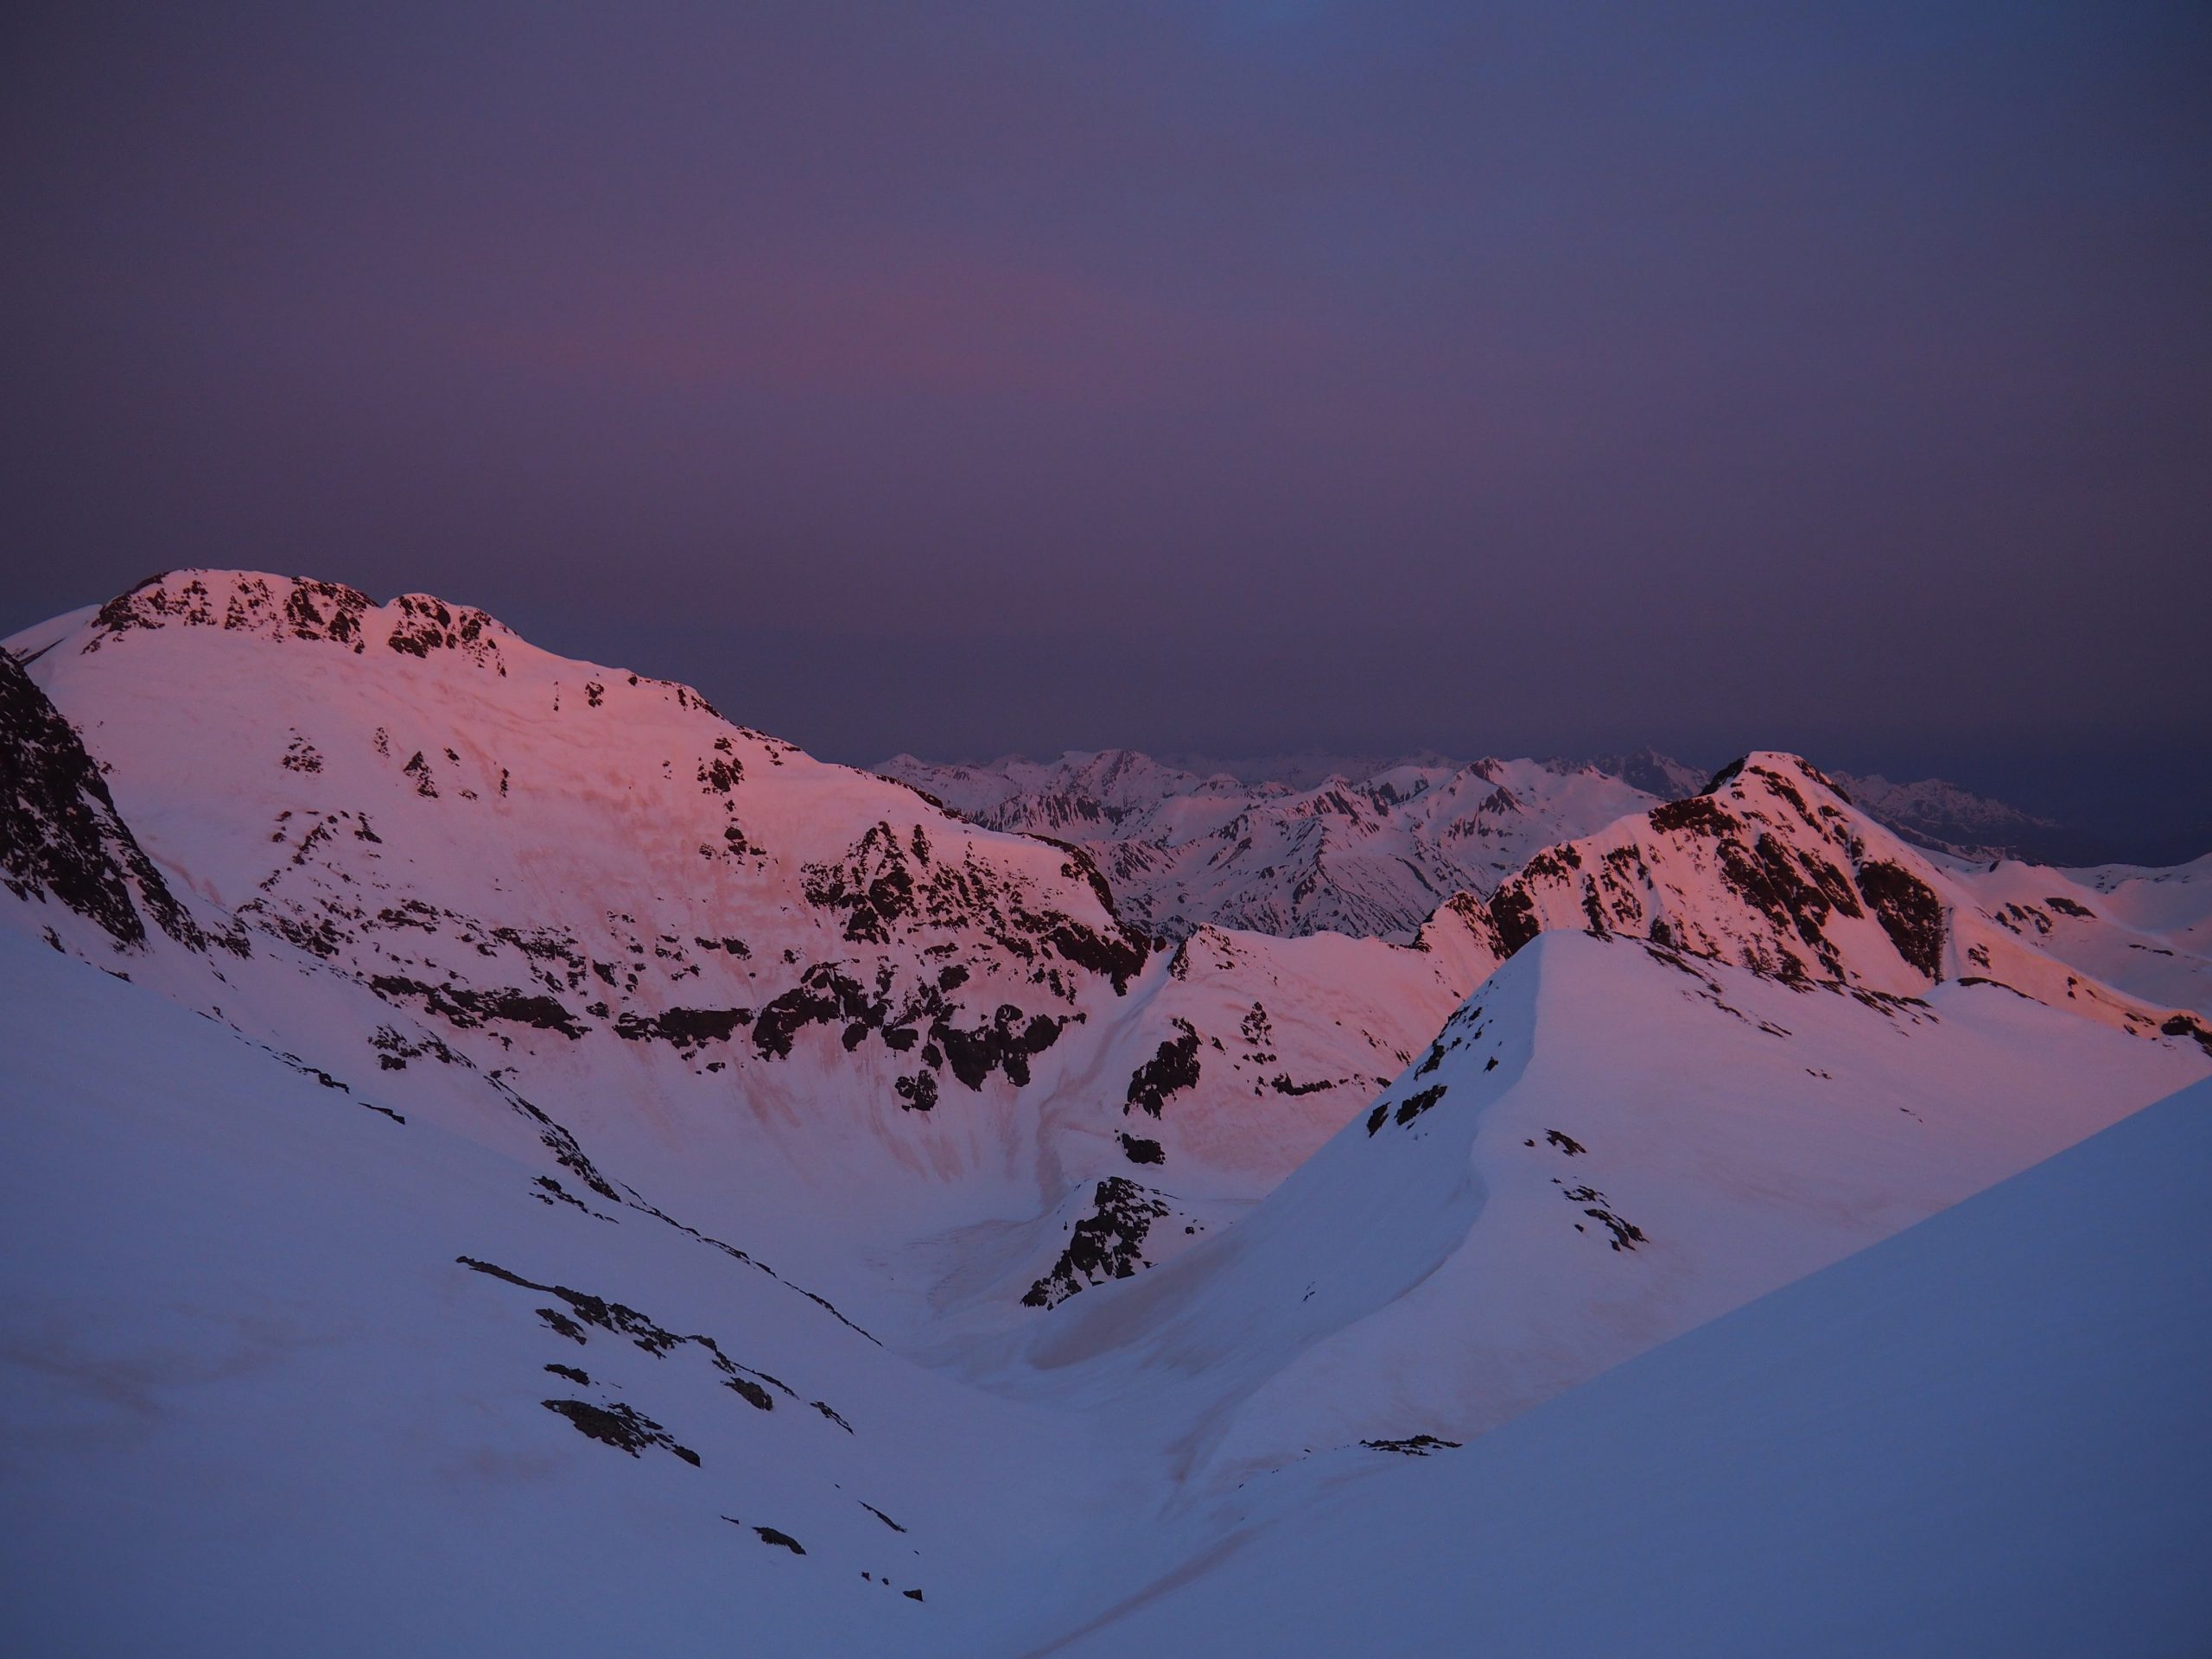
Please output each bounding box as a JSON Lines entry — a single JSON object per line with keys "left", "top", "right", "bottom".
{"left": 1, "top": 651, "right": 207, "bottom": 951}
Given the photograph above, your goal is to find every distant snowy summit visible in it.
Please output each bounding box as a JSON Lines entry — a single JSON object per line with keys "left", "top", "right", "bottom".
{"left": 875, "top": 745, "right": 2068, "bottom": 941}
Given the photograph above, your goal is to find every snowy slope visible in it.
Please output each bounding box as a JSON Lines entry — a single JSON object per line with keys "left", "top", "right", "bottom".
{"left": 9, "top": 577, "right": 2201, "bottom": 1332}
{"left": 1944, "top": 849, "right": 2212, "bottom": 1016}
{"left": 878, "top": 749, "right": 1659, "bottom": 941}
{"left": 0, "top": 925, "right": 1122, "bottom": 1657}
{"left": 1033, "top": 1074, "right": 2212, "bottom": 1659}
{"left": 1005, "top": 930, "right": 2208, "bottom": 1488}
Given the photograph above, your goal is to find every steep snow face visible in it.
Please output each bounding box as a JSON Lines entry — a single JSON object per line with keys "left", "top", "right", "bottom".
{"left": 1034, "top": 1074, "right": 2212, "bottom": 1659}
{"left": 878, "top": 749, "right": 1658, "bottom": 941}
{"left": 1014, "top": 930, "right": 2209, "bottom": 1489}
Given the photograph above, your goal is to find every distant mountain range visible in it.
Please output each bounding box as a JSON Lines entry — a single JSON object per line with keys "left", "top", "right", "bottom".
{"left": 877, "top": 745, "right": 2075, "bottom": 941}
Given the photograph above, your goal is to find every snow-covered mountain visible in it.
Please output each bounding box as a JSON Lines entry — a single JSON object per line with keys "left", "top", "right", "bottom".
{"left": 3, "top": 572, "right": 1500, "bottom": 1323}
{"left": 877, "top": 747, "right": 1662, "bottom": 941}
{"left": 6, "top": 570, "right": 2209, "bottom": 1654}
{"left": 1558, "top": 746, "right": 1707, "bottom": 800}
{"left": 878, "top": 745, "right": 2083, "bottom": 940}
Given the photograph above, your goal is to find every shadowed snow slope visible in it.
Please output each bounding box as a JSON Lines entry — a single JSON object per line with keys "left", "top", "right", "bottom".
{"left": 1005, "top": 930, "right": 2207, "bottom": 1487}
{"left": 1032, "top": 1074, "right": 2212, "bottom": 1659}
{"left": 0, "top": 926, "right": 1123, "bottom": 1656}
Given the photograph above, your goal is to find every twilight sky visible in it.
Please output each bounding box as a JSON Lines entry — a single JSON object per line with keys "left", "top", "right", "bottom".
{"left": 4, "top": 3, "right": 2208, "bottom": 855}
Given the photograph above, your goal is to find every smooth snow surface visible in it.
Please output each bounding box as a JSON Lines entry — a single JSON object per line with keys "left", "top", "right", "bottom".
{"left": 1037, "top": 1076, "right": 2212, "bottom": 1659}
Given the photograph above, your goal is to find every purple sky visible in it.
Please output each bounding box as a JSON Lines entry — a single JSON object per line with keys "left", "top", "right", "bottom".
{"left": 4, "top": 3, "right": 2208, "bottom": 855}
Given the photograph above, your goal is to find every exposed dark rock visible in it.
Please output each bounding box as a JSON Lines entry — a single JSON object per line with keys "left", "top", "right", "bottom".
{"left": 1700, "top": 756, "right": 1749, "bottom": 794}
{"left": 893, "top": 1070, "right": 940, "bottom": 1112}
{"left": 461, "top": 1256, "right": 802, "bottom": 1406}
{"left": 542, "top": 1399, "right": 698, "bottom": 1465}
{"left": 1124, "top": 1020, "right": 1201, "bottom": 1117}
{"left": 932, "top": 1003, "right": 1067, "bottom": 1090}
{"left": 1487, "top": 880, "right": 1541, "bottom": 957}
{"left": 614, "top": 1006, "right": 753, "bottom": 1049}
{"left": 725, "top": 1377, "right": 774, "bottom": 1411}
{"left": 1855, "top": 860, "right": 1946, "bottom": 979}
{"left": 1, "top": 651, "right": 205, "bottom": 950}
{"left": 370, "top": 975, "right": 586, "bottom": 1039}
{"left": 1392, "top": 1083, "right": 1448, "bottom": 1128}
{"left": 537, "top": 1307, "right": 587, "bottom": 1343}
{"left": 2161, "top": 1014, "right": 2212, "bottom": 1058}
{"left": 1023, "top": 1179, "right": 1170, "bottom": 1308}
{"left": 1561, "top": 1184, "right": 1646, "bottom": 1250}
{"left": 1045, "top": 918, "right": 1148, "bottom": 994}
{"left": 1117, "top": 1133, "right": 1166, "bottom": 1165}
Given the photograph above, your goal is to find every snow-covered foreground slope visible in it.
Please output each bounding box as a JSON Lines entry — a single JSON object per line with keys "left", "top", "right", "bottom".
{"left": 0, "top": 925, "right": 1126, "bottom": 1656}
{"left": 879, "top": 747, "right": 1659, "bottom": 941}
{"left": 1033, "top": 1074, "right": 2212, "bottom": 1659}
{"left": 1001, "top": 930, "right": 2208, "bottom": 1488}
